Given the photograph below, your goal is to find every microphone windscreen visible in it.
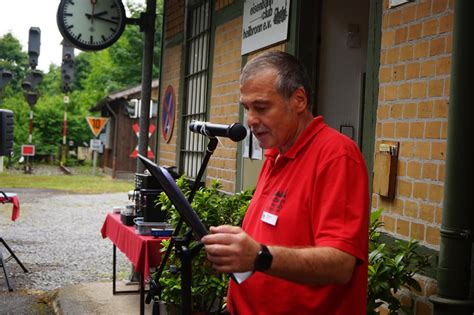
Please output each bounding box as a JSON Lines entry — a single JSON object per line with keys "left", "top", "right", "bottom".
{"left": 228, "top": 123, "right": 247, "bottom": 142}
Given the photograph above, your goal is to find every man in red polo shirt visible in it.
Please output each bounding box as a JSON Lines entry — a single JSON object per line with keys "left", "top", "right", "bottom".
{"left": 202, "top": 51, "right": 369, "bottom": 315}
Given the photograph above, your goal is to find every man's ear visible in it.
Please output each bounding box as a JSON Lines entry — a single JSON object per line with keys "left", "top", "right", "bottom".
{"left": 291, "top": 87, "right": 309, "bottom": 113}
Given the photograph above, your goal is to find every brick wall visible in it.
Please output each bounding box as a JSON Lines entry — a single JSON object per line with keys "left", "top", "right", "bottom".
{"left": 372, "top": 0, "right": 454, "bottom": 313}
{"left": 165, "top": 0, "right": 184, "bottom": 39}
{"left": 207, "top": 16, "right": 243, "bottom": 193}
{"left": 373, "top": 0, "right": 453, "bottom": 247}
{"left": 158, "top": 44, "right": 183, "bottom": 168}
{"left": 216, "top": 0, "right": 234, "bottom": 11}
{"left": 157, "top": 0, "right": 185, "bottom": 168}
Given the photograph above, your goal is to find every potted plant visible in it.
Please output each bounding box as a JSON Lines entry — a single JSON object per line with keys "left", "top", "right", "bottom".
{"left": 155, "top": 177, "right": 254, "bottom": 314}
{"left": 367, "top": 209, "right": 431, "bottom": 314}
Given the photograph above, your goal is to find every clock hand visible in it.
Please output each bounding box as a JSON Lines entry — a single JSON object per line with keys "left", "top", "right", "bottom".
{"left": 85, "top": 13, "right": 117, "bottom": 25}
{"left": 90, "top": 0, "right": 97, "bottom": 24}
{"left": 91, "top": 15, "right": 120, "bottom": 25}
{"left": 85, "top": 11, "right": 108, "bottom": 20}
{"left": 93, "top": 11, "right": 108, "bottom": 18}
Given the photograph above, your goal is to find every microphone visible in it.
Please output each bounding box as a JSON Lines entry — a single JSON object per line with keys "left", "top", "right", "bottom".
{"left": 189, "top": 121, "right": 247, "bottom": 142}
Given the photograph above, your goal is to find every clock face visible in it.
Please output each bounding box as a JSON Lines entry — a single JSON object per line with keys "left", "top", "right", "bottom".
{"left": 57, "top": 0, "right": 126, "bottom": 51}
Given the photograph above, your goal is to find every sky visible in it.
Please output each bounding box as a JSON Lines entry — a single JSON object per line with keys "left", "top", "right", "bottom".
{"left": 0, "top": 0, "right": 145, "bottom": 72}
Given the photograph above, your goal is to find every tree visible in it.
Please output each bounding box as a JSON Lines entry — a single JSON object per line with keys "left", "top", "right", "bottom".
{"left": 108, "top": 0, "right": 163, "bottom": 86}
{"left": 0, "top": 0, "right": 164, "bottom": 162}
{"left": 0, "top": 33, "right": 29, "bottom": 97}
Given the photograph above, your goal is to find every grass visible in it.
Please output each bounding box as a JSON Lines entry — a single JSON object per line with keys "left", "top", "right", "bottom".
{"left": 0, "top": 170, "right": 134, "bottom": 194}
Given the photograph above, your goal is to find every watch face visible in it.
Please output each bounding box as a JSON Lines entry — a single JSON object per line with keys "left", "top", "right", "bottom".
{"left": 255, "top": 245, "right": 273, "bottom": 271}
{"left": 57, "top": 0, "right": 126, "bottom": 51}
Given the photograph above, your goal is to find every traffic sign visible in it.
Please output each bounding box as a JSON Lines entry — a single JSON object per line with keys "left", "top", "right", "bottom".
{"left": 86, "top": 117, "right": 109, "bottom": 137}
{"left": 162, "top": 85, "right": 176, "bottom": 143}
{"left": 130, "top": 123, "right": 155, "bottom": 158}
{"left": 90, "top": 139, "right": 103, "bottom": 152}
{"left": 21, "top": 144, "right": 35, "bottom": 156}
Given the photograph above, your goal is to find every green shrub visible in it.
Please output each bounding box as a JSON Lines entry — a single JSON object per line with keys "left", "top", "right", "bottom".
{"left": 367, "top": 209, "right": 431, "bottom": 314}
{"left": 155, "top": 178, "right": 253, "bottom": 313}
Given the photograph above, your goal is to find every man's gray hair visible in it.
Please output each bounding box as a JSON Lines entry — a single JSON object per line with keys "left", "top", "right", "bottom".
{"left": 240, "top": 51, "right": 312, "bottom": 101}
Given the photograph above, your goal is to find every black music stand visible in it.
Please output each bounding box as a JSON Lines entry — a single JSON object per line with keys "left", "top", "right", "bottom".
{"left": 138, "top": 154, "right": 208, "bottom": 315}
{"left": 139, "top": 154, "right": 251, "bottom": 315}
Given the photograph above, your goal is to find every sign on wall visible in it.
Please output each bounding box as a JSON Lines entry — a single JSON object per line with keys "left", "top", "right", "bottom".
{"left": 241, "top": 0, "right": 291, "bottom": 55}
{"left": 389, "top": 0, "right": 413, "bottom": 8}
{"left": 161, "top": 85, "right": 176, "bottom": 143}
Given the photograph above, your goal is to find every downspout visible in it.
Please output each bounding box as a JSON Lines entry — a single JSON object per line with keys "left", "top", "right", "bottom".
{"left": 105, "top": 102, "right": 118, "bottom": 179}
{"left": 429, "top": 1, "right": 474, "bottom": 314}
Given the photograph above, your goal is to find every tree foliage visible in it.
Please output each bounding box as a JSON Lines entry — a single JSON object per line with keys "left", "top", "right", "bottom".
{"left": 0, "top": 33, "right": 29, "bottom": 96}
{"left": 0, "top": 0, "right": 163, "bottom": 162}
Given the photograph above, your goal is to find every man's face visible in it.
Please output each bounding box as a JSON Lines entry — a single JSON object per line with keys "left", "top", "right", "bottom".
{"left": 240, "top": 69, "right": 303, "bottom": 153}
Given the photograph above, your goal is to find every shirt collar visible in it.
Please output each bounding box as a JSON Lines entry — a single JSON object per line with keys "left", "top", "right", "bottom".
{"left": 264, "top": 116, "right": 327, "bottom": 161}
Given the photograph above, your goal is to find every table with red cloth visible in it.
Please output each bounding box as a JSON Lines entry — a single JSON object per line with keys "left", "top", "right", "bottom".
{"left": 0, "top": 192, "right": 20, "bottom": 221}
{"left": 101, "top": 212, "right": 168, "bottom": 315}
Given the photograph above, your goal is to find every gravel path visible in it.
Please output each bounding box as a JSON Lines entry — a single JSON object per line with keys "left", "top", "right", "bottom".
{"left": 0, "top": 188, "right": 132, "bottom": 292}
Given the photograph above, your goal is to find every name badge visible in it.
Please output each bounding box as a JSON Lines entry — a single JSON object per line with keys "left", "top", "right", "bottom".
{"left": 261, "top": 211, "right": 278, "bottom": 226}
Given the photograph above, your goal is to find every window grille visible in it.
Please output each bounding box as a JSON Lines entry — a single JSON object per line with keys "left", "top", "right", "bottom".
{"left": 180, "top": 0, "right": 211, "bottom": 179}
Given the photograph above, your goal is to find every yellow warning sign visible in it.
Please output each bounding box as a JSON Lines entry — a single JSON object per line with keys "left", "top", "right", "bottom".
{"left": 86, "top": 117, "right": 109, "bottom": 137}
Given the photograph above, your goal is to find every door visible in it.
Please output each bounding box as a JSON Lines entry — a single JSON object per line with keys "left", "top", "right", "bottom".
{"left": 316, "top": 0, "right": 370, "bottom": 146}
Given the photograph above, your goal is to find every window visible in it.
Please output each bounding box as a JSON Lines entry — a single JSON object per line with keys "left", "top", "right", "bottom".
{"left": 180, "top": 0, "right": 211, "bottom": 179}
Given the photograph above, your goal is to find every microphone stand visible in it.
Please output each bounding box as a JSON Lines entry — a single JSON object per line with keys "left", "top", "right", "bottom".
{"left": 147, "top": 137, "right": 218, "bottom": 315}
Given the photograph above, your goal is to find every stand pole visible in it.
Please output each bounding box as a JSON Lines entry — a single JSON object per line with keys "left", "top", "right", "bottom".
{"left": 175, "top": 236, "right": 205, "bottom": 315}
{"left": 0, "top": 238, "right": 28, "bottom": 272}
{"left": 147, "top": 137, "right": 218, "bottom": 313}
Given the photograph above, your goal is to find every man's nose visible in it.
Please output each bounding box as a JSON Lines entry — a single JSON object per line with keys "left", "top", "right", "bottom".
{"left": 246, "top": 110, "right": 259, "bottom": 128}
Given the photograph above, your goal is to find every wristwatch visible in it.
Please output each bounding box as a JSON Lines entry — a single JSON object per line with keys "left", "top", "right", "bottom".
{"left": 255, "top": 244, "right": 273, "bottom": 271}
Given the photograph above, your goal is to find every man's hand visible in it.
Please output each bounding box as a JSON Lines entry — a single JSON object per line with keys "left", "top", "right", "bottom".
{"left": 202, "top": 225, "right": 260, "bottom": 273}
{"left": 202, "top": 226, "right": 357, "bottom": 286}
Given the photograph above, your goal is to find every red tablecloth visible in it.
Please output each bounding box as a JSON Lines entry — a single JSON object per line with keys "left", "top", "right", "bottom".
{"left": 101, "top": 213, "right": 167, "bottom": 279}
{"left": 0, "top": 193, "right": 20, "bottom": 221}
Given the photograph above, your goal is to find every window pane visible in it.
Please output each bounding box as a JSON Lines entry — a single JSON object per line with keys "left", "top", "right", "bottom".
{"left": 180, "top": 1, "right": 211, "bottom": 179}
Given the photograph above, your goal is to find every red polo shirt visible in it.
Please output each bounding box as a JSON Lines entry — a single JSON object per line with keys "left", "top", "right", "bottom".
{"left": 227, "top": 116, "right": 369, "bottom": 315}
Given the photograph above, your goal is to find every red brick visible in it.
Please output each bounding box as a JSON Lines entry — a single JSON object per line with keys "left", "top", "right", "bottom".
{"left": 392, "top": 65, "right": 406, "bottom": 81}
{"left": 422, "top": 163, "right": 438, "bottom": 180}
{"left": 418, "top": 101, "right": 433, "bottom": 118}
{"left": 439, "top": 14, "right": 453, "bottom": 34}
{"left": 402, "top": 5, "right": 416, "bottom": 23}
{"left": 412, "top": 222, "right": 425, "bottom": 241}
{"left": 390, "top": 103, "right": 404, "bottom": 118}
{"left": 403, "top": 103, "right": 418, "bottom": 118}
{"left": 423, "top": 19, "right": 439, "bottom": 37}
{"left": 420, "top": 203, "right": 435, "bottom": 222}
{"left": 431, "top": 141, "right": 446, "bottom": 160}
{"left": 389, "top": 10, "right": 402, "bottom": 27}
{"left": 406, "top": 62, "right": 420, "bottom": 79}
{"left": 412, "top": 81, "right": 427, "bottom": 98}
{"left": 416, "top": 2, "right": 431, "bottom": 19}
{"left": 405, "top": 200, "right": 419, "bottom": 217}
{"left": 432, "top": 0, "right": 449, "bottom": 14}
{"left": 430, "top": 37, "right": 447, "bottom": 56}
{"left": 395, "top": 27, "right": 408, "bottom": 44}
{"left": 408, "top": 23, "right": 422, "bottom": 41}
{"left": 414, "top": 41, "right": 430, "bottom": 59}
{"left": 396, "top": 218, "right": 410, "bottom": 237}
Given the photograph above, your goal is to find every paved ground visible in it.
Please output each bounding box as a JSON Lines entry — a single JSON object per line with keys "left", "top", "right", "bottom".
{"left": 0, "top": 186, "right": 145, "bottom": 314}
